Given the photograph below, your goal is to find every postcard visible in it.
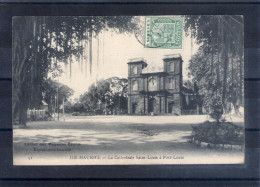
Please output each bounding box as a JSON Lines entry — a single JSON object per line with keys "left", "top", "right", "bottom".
{"left": 12, "top": 15, "right": 244, "bottom": 165}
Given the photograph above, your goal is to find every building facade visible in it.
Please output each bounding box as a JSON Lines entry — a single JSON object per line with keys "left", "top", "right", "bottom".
{"left": 127, "top": 54, "right": 199, "bottom": 115}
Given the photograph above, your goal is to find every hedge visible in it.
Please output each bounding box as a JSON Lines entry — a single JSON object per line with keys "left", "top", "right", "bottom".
{"left": 191, "top": 121, "right": 244, "bottom": 145}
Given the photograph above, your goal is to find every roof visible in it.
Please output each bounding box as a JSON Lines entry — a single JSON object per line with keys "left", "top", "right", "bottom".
{"left": 128, "top": 57, "right": 146, "bottom": 63}
{"left": 127, "top": 53, "right": 183, "bottom": 73}
{"left": 127, "top": 58, "right": 148, "bottom": 68}
{"left": 163, "top": 53, "right": 183, "bottom": 61}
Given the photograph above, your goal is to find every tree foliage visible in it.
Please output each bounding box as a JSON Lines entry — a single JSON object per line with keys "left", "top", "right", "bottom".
{"left": 79, "top": 77, "right": 128, "bottom": 114}
{"left": 13, "top": 16, "right": 137, "bottom": 125}
{"left": 42, "top": 78, "right": 74, "bottom": 114}
{"left": 184, "top": 15, "right": 244, "bottom": 118}
{"left": 209, "top": 94, "right": 223, "bottom": 123}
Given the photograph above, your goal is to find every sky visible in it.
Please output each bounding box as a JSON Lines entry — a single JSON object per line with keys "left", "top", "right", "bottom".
{"left": 57, "top": 19, "right": 199, "bottom": 99}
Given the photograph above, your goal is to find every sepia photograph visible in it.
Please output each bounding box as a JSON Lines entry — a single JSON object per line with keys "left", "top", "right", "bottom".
{"left": 12, "top": 15, "right": 244, "bottom": 165}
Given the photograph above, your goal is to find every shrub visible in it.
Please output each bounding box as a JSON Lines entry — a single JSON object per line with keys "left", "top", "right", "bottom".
{"left": 209, "top": 94, "right": 223, "bottom": 123}
{"left": 192, "top": 121, "right": 244, "bottom": 145}
{"left": 71, "top": 112, "right": 80, "bottom": 116}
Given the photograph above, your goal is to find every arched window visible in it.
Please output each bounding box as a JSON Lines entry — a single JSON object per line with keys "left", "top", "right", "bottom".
{"left": 148, "top": 78, "right": 157, "bottom": 91}
{"left": 169, "top": 77, "right": 177, "bottom": 89}
{"left": 133, "top": 66, "right": 137, "bottom": 74}
{"left": 170, "top": 62, "right": 175, "bottom": 72}
{"left": 132, "top": 80, "right": 138, "bottom": 91}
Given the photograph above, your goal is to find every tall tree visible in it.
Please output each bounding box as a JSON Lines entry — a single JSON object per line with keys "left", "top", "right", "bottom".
{"left": 43, "top": 78, "right": 74, "bottom": 114}
{"left": 184, "top": 15, "right": 244, "bottom": 114}
{"left": 13, "top": 16, "right": 138, "bottom": 126}
{"left": 79, "top": 77, "right": 128, "bottom": 114}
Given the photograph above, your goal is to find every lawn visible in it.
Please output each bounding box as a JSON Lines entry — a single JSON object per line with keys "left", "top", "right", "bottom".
{"left": 13, "top": 115, "right": 244, "bottom": 165}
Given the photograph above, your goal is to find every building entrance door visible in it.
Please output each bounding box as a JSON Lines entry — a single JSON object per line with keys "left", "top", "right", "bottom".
{"left": 168, "top": 102, "right": 174, "bottom": 114}
{"left": 132, "top": 103, "right": 137, "bottom": 114}
{"left": 148, "top": 98, "right": 156, "bottom": 113}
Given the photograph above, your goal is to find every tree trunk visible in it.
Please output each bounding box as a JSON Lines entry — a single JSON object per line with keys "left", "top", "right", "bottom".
{"left": 210, "top": 35, "right": 214, "bottom": 95}
{"left": 89, "top": 26, "right": 93, "bottom": 77}
{"left": 13, "top": 17, "right": 34, "bottom": 126}
{"left": 70, "top": 55, "right": 72, "bottom": 80}
{"left": 96, "top": 35, "right": 99, "bottom": 83}
{"left": 222, "top": 21, "right": 229, "bottom": 112}
{"left": 84, "top": 34, "right": 88, "bottom": 78}
{"left": 216, "top": 17, "right": 221, "bottom": 95}
{"left": 80, "top": 40, "right": 83, "bottom": 72}
{"left": 239, "top": 29, "right": 243, "bottom": 106}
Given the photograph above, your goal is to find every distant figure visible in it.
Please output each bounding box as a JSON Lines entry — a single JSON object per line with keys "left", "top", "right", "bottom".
{"left": 140, "top": 110, "right": 143, "bottom": 116}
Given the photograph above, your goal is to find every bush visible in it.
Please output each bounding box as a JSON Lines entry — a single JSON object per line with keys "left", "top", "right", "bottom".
{"left": 192, "top": 121, "right": 244, "bottom": 145}
{"left": 71, "top": 112, "right": 80, "bottom": 116}
{"left": 95, "top": 109, "right": 104, "bottom": 115}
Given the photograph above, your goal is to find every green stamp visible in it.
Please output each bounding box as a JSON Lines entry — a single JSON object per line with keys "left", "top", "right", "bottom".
{"left": 144, "top": 16, "right": 183, "bottom": 49}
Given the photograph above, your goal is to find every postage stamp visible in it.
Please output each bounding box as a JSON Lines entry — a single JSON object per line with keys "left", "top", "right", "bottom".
{"left": 145, "top": 16, "right": 183, "bottom": 49}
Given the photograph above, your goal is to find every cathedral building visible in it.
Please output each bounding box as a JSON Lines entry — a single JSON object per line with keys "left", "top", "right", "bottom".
{"left": 127, "top": 54, "right": 199, "bottom": 115}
